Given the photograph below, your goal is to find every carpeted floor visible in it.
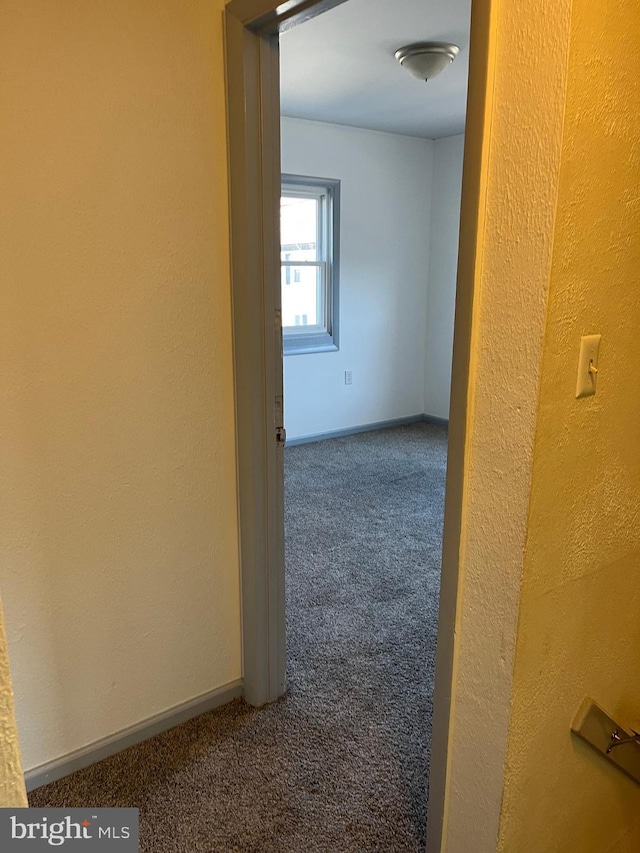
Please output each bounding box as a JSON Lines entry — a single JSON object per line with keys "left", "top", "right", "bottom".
{"left": 29, "top": 422, "right": 448, "bottom": 852}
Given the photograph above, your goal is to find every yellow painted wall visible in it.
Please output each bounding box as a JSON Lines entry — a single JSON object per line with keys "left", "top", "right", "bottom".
{"left": 499, "top": 0, "right": 640, "bottom": 849}
{"left": 0, "top": 604, "right": 27, "bottom": 806}
{"left": 0, "top": 0, "right": 241, "bottom": 771}
{"left": 434, "top": 0, "right": 574, "bottom": 847}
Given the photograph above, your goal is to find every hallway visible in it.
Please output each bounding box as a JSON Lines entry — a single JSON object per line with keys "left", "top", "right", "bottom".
{"left": 30, "top": 423, "right": 447, "bottom": 852}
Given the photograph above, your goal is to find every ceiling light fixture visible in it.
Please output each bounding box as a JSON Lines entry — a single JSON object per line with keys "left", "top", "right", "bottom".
{"left": 395, "top": 42, "right": 460, "bottom": 82}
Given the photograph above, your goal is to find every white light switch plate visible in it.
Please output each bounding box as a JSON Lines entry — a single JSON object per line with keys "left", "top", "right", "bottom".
{"left": 576, "top": 334, "right": 601, "bottom": 399}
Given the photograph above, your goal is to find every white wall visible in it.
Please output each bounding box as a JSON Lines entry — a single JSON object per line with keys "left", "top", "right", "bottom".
{"left": 424, "top": 135, "right": 465, "bottom": 419}
{"left": 281, "top": 118, "right": 434, "bottom": 440}
{"left": 1, "top": 0, "right": 240, "bottom": 773}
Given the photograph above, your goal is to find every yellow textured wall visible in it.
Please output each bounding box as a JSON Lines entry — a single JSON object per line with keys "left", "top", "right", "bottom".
{"left": 0, "top": 604, "right": 27, "bottom": 806}
{"left": 434, "top": 0, "right": 574, "bottom": 847}
{"left": 499, "top": 0, "right": 640, "bottom": 849}
{"left": 0, "top": 0, "right": 241, "bottom": 770}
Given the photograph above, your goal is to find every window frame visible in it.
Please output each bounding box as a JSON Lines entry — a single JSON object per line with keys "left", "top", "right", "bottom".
{"left": 280, "top": 174, "right": 340, "bottom": 355}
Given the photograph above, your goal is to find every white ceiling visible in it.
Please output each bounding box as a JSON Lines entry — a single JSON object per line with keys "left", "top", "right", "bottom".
{"left": 279, "top": 0, "right": 472, "bottom": 140}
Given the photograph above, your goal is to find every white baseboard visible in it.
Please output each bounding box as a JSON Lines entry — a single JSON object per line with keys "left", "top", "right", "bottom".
{"left": 25, "top": 679, "right": 242, "bottom": 792}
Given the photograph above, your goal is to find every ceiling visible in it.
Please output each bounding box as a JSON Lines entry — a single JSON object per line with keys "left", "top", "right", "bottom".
{"left": 279, "top": 0, "right": 472, "bottom": 140}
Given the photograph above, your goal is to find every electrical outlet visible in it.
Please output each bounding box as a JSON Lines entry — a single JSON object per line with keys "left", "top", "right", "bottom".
{"left": 344, "top": 370, "right": 353, "bottom": 386}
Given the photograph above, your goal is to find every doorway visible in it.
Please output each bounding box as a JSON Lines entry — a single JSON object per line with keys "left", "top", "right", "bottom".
{"left": 277, "top": 3, "right": 468, "bottom": 845}
{"left": 224, "top": 0, "right": 491, "bottom": 848}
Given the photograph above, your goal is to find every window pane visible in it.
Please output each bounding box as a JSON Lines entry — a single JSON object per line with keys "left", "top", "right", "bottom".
{"left": 281, "top": 264, "right": 322, "bottom": 329}
{"left": 280, "top": 195, "right": 319, "bottom": 261}
{"left": 280, "top": 175, "right": 338, "bottom": 353}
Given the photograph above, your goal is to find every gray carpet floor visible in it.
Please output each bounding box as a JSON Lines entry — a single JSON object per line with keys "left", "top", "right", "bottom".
{"left": 29, "top": 422, "right": 448, "bottom": 852}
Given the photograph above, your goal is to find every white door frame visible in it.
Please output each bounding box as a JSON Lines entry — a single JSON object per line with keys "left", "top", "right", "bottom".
{"left": 223, "top": 0, "right": 494, "bottom": 847}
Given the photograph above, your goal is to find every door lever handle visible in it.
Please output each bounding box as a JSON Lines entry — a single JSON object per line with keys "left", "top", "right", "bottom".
{"left": 571, "top": 698, "right": 640, "bottom": 786}
{"left": 606, "top": 727, "right": 640, "bottom": 753}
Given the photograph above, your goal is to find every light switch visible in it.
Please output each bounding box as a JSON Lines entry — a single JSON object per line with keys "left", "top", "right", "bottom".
{"left": 576, "top": 334, "right": 601, "bottom": 399}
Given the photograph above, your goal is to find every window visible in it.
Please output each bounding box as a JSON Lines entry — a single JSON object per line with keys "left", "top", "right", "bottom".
{"left": 280, "top": 175, "right": 340, "bottom": 354}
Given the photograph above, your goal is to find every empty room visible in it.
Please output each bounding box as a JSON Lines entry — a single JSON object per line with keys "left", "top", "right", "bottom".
{"left": 278, "top": 0, "right": 468, "bottom": 847}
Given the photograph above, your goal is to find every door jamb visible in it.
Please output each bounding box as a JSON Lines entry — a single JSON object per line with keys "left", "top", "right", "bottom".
{"left": 223, "top": 0, "right": 491, "bottom": 847}
{"left": 424, "top": 2, "right": 495, "bottom": 849}
{"left": 224, "top": 0, "right": 354, "bottom": 710}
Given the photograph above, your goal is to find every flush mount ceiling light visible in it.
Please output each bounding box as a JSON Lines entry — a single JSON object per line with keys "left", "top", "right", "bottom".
{"left": 395, "top": 42, "right": 460, "bottom": 82}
